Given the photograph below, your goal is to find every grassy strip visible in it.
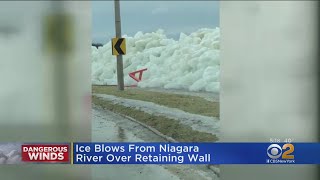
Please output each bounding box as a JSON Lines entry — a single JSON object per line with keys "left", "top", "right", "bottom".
{"left": 93, "top": 95, "right": 218, "bottom": 142}
{"left": 92, "top": 86, "right": 219, "bottom": 117}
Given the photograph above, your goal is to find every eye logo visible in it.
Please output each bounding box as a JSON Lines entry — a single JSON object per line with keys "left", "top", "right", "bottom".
{"left": 267, "top": 144, "right": 294, "bottom": 159}
{"left": 267, "top": 144, "right": 282, "bottom": 159}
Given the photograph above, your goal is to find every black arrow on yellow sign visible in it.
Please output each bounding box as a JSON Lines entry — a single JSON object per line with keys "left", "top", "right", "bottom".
{"left": 112, "top": 38, "right": 126, "bottom": 55}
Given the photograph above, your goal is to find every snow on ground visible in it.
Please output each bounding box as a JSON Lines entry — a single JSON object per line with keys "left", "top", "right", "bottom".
{"left": 94, "top": 94, "right": 220, "bottom": 136}
{"left": 140, "top": 87, "right": 219, "bottom": 102}
{"left": 92, "top": 28, "right": 220, "bottom": 93}
{"left": 92, "top": 106, "right": 219, "bottom": 180}
{"left": 92, "top": 107, "right": 180, "bottom": 180}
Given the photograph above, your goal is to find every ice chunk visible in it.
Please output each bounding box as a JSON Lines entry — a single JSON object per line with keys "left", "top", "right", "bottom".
{"left": 92, "top": 28, "right": 220, "bottom": 92}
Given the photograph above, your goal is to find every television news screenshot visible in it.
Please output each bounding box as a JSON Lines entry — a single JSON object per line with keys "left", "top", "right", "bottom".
{"left": 0, "top": 1, "right": 319, "bottom": 180}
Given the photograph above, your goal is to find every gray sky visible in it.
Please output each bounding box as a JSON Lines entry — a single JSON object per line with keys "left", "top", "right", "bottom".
{"left": 92, "top": 1, "right": 219, "bottom": 43}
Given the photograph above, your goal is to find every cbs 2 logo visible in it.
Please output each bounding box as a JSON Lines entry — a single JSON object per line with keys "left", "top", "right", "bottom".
{"left": 267, "top": 144, "right": 294, "bottom": 159}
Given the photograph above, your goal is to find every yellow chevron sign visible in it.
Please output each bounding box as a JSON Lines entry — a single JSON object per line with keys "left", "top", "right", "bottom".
{"left": 112, "top": 38, "right": 126, "bottom": 55}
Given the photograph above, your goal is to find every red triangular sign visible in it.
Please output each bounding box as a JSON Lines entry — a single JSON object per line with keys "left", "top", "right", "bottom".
{"left": 129, "top": 68, "right": 147, "bottom": 82}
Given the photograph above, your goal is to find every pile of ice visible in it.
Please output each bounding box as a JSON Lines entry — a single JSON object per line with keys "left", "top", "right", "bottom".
{"left": 92, "top": 28, "right": 220, "bottom": 92}
{"left": 0, "top": 143, "right": 22, "bottom": 164}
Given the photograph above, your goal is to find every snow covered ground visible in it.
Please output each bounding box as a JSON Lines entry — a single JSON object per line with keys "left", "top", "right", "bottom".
{"left": 94, "top": 94, "right": 220, "bottom": 136}
{"left": 92, "top": 106, "right": 219, "bottom": 180}
{"left": 92, "top": 28, "right": 220, "bottom": 93}
{"left": 141, "top": 87, "right": 219, "bottom": 102}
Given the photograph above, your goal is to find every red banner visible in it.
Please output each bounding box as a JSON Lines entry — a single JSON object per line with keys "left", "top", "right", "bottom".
{"left": 21, "top": 144, "right": 70, "bottom": 163}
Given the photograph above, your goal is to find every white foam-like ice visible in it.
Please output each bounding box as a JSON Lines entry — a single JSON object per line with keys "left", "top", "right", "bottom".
{"left": 0, "top": 143, "right": 22, "bottom": 164}
{"left": 92, "top": 28, "right": 220, "bottom": 92}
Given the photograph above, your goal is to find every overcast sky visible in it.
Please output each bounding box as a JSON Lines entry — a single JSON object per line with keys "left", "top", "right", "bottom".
{"left": 92, "top": 1, "right": 219, "bottom": 43}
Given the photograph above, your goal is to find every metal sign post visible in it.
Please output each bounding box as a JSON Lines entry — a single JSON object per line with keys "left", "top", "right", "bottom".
{"left": 114, "top": 0, "right": 124, "bottom": 91}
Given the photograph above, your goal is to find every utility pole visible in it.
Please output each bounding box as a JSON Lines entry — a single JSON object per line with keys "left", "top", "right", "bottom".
{"left": 114, "top": 0, "right": 124, "bottom": 90}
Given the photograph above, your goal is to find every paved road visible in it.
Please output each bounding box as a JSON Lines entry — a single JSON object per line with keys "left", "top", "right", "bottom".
{"left": 92, "top": 106, "right": 219, "bottom": 180}
{"left": 92, "top": 106, "right": 179, "bottom": 180}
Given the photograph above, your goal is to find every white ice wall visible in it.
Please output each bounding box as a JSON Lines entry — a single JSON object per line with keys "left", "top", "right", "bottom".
{"left": 92, "top": 28, "right": 220, "bottom": 93}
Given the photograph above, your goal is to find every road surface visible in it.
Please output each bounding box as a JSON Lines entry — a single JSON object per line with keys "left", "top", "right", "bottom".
{"left": 92, "top": 105, "right": 219, "bottom": 180}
